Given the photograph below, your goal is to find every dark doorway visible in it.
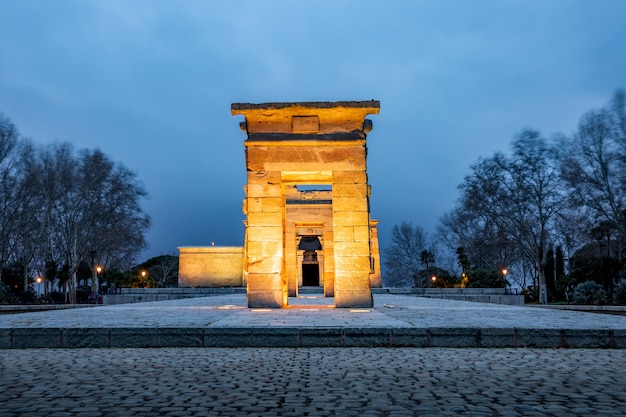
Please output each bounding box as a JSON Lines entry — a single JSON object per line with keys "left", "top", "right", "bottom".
{"left": 302, "top": 264, "right": 320, "bottom": 286}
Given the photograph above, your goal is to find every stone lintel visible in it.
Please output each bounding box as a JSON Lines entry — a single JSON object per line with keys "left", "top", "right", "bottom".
{"left": 244, "top": 139, "right": 367, "bottom": 147}
{"left": 232, "top": 100, "right": 380, "bottom": 112}
{"left": 233, "top": 101, "right": 379, "bottom": 135}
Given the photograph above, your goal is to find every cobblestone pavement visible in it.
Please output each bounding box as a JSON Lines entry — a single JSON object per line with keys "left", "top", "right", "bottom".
{"left": 2, "top": 348, "right": 625, "bottom": 416}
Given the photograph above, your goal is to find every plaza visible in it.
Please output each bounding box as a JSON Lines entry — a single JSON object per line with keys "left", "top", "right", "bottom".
{"left": 2, "top": 294, "right": 626, "bottom": 416}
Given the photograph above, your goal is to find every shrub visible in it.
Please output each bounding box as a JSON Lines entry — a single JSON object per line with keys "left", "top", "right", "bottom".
{"left": 571, "top": 281, "right": 608, "bottom": 305}
{"left": 613, "top": 281, "right": 626, "bottom": 305}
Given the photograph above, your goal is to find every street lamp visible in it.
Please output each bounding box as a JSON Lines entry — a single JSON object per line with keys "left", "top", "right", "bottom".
{"left": 94, "top": 266, "right": 103, "bottom": 304}
{"left": 431, "top": 275, "right": 437, "bottom": 287}
{"left": 35, "top": 276, "right": 43, "bottom": 296}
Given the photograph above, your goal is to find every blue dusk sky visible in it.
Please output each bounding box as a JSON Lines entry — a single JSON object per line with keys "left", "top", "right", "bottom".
{"left": 1, "top": 1, "right": 625, "bottom": 261}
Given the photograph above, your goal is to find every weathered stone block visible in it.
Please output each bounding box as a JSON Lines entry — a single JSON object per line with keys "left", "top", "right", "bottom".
{"left": 13, "top": 328, "right": 61, "bottom": 348}
{"left": 110, "top": 328, "right": 157, "bottom": 348}
{"left": 480, "top": 328, "right": 516, "bottom": 348}
{"left": 354, "top": 255, "right": 372, "bottom": 272}
{"left": 252, "top": 328, "right": 300, "bottom": 347}
{"left": 246, "top": 212, "right": 282, "bottom": 227}
{"left": 333, "top": 170, "right": 367, "bottom": 184}
{"left": 292, "top": 115, "right": 320, "bottom": 133}
{"left": 246, "top": 226, "right": 283, "bottom": 242}
{"left": 247, "top": 273, "right": 284, "bottom": 291}
{"left": 354, "top": 225, "right": 370, "bottom": 242}
{"left": 333, "top": 183, "right": 369, "bottom": 197}
{"left": 334, "top": 290, "right": 373, "bottom": 308}
{"left": 332, "top": 196, "right": 368, "bottom": 212}
{"left": 63, "top": 328, "right": 110, "bottom": 348}
{"left": 613, "top": 329, "right": 626, "bottom": 348}
{"left": 560, "top": 329, "right": 613, "bottom": 349}
{"left": 333, "top": 256, "right": 355, "bottom": 272}
{"left": 246, "top": 183, "right": 282, "bottom": 198}
{"left": 515, "top": 328, "right": 562, "bottom": 348}
{"left": 248, "top": 169, "right": 281, "bottom": 183}
{"left": 261, "top": 197, "right": 283, "bottom": 212}
{"left": 178, "top": 247, "right": 244, "bottom": 288}
{"left": 334, "top": 240, "right": 370, "bottom": 256}
{"left": 232, "top": 101, "right": 379, "bottom": 135}
{"left": 247, "top": 290, "right": 284, "bottom": 308}
{"left": 245, "top": 241, "right": 283, "bottom": 259}
{"left": 0, "top": 329, "right": 11, "bottom": 349}
{"left": 344, "top": 328, "right": 391, "bottom": 346}
{"left": 428, "top": 328, "right": 479, "bottom": 348}
{"left": 332, "top": 211, "right": 369, "bottom": 226}
{"left": 246, "top": 256, "right": 282, "bottom": 274}
{"left": 156, "top": 328, "right": 204, "bottom": 347}
{"left": 205, "top": 328, "right": 252, "bottom": 347}
{"left": 300, "top": 328, "right": 344, "bottom": 347}
{"left": 333, "top": 226, "right": 354, "bottom": 242}
{"left": 391, "top": 328, "right": 428, "bottom": 347}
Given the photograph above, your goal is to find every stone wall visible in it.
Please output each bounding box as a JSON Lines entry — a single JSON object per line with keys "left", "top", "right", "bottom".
{"left": 102, "top": 287, "right": 245, "bottom": 305}
{"left": 178, "top": 247, "right": 244, "bottom": 288}
{"left": 372, "top": 288, "right": 525, "bottom": 305}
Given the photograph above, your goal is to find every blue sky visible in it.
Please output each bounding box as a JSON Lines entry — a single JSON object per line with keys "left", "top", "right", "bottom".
{"left": 1, "top": 0, "right": 625, "bottom": 261}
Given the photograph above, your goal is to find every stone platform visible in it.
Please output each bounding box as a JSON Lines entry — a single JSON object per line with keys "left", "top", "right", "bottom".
{"left": 2, "top": 294, "right": 626, "bottom": 349}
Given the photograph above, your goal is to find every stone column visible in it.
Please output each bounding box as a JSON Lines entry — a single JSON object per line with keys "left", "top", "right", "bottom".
{"left": 244, "top": 171, "right": 286, "bottom": 308}
{"left": 369, "top": 219, "right": 382, "bottom": 288}
{"left": 333, "top": 168, "right": 373, "bottom": 308}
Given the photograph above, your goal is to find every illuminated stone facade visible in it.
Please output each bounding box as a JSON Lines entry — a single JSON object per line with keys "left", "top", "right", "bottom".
{"left": 233, "top": 101, "right": 381, "bottom": 308}
{"left": 178, "top": 247, "right": 244, "bottom": 288}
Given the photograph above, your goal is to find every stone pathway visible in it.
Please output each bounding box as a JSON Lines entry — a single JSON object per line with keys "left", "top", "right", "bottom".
{"left": 2, "top": 347, "right": 625, "bottom": 416}
{"left": 3, "top": 295, "right": 626, "bottom": 348}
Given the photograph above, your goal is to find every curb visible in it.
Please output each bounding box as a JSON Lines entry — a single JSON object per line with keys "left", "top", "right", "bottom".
{"left": 2, "top": 327, "right": 624, "bottom": 349}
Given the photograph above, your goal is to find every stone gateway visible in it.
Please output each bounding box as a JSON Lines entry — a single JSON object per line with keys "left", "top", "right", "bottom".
{"left": 179, "top": 101, "right": 382, "bottom": 308}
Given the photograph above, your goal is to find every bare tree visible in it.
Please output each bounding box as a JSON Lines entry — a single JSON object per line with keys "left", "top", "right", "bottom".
{"left": 559, "top": 90, "right": 626, "bottom": 261}
{"left": 34, "top": 144, "right": 150, "bottom": 302}
{"left": 451, "top": 131, "right": 564, "bottom": 302}
{"left": 148, "top": 255, "right": 179, "bottom": 287}
{"left": 383, "top": 222, "right": 431, "bottom": 287}
{"left": 0, "top": 113, "right": 21, "bottom": 284}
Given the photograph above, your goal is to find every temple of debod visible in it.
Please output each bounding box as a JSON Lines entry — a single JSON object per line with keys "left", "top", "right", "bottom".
{"left": 178, "top": 101, "right": 382, "bottom": 308}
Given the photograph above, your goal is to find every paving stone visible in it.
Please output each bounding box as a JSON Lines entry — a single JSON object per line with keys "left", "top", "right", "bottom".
{"left": 109, "top": 328, "right": 156, "bottom": 348}
{"left": 251, "top": 327, "right": 300, "bottom": 347}
{"left": 155, "top": 327, "right": 203, "bottom": 347}
{"left": 12, "top": 328, "right": 61, "bottom": 348}
{"left": 63, "top": 328, "right": 110, "bottom": 348}
{"left": 428, "top": 327, "right": 479, "bottom": 347}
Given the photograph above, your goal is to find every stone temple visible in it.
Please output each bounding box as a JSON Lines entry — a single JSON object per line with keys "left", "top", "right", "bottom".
{"left": 178, "top": 101, "right": 382, "bottom": 308}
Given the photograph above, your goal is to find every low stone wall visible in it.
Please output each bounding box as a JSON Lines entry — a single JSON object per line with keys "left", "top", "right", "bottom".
{"left": 372, "top": 288, "right": 525, "bottom": 305}
{"left": 103, "top": 287, "right": 523, "bottom": 305}
{"left": 178, "top": 246, "right": 244, "bottom": 288}
{"left": 102, "top": 287, "right": 246, "bottom": 305}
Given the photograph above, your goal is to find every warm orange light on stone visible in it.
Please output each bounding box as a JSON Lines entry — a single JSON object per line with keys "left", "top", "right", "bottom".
{"left": 234, "top": 101, "right": 381, "bottom": 308}
{"left": 178, "top": 100, "right": 382, "bottom": 309}
{"left": 178, "top": 247, "right": 244, "bottom": 288}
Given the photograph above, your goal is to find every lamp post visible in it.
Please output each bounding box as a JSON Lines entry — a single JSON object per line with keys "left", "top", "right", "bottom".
{"left": 94, "top": 265, "right": 102, "bottom": 303}
{"left": 430, "top": 275, "right": 437, "bottom": 288}
{"left": 35, "top": 276, "right": 43, "bottom": 297}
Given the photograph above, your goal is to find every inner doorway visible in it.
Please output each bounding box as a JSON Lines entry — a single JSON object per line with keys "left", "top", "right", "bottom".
{"left": 298, "top": 236, "right": 322, "bottom": 288}
{"left": 302, "top": 263, "right": 320, "bottom": 286}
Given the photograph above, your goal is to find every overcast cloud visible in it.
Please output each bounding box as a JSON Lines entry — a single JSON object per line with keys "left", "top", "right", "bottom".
{"left": 1, "top": 0, "right": 625, "bottom": 261}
